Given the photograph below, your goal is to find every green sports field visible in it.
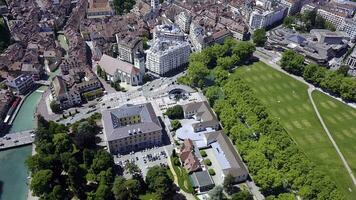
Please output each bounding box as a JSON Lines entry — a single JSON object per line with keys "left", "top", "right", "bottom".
{"left": 312, "top": 91, "right": 356, "bottom": 176}
{"left": 235, "top": 61, "right": 356, "bottom": 199}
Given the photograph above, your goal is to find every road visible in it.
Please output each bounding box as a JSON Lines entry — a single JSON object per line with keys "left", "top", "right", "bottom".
{"left": 255, "top": 49, "right": 356, "bottom": 187}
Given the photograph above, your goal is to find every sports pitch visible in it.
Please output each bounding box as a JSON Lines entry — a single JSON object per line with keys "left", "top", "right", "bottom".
{"left": 235, "top": 61, "right": 356, "bottom": 199}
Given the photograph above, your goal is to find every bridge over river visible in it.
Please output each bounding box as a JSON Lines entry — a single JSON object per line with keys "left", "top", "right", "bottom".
{"left": 0, "top": 130, "right": 35, "bottom": 151}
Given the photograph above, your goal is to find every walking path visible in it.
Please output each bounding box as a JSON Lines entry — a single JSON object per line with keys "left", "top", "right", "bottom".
{"left": 308, "top": 87, "right": 356, "bottom": 186}
{"left": 254, "top": 51, "right": 356, "bottom": 187}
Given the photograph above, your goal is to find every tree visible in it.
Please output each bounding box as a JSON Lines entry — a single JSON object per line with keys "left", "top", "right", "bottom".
{"left": 204, "top": 159, "right": 212, "bottom": 166}
{"left": 50, "top": 100, "right": 61, "bottom": 113}
{"left": 186, "top": 61, "right": 209, "bottom": 87}
{"left": 200, "top": 150, "right": 207, "bottom": 157}
{"left": 91, "top": 150, "right": 114, "bottom": 174}
{"left": 170, "top": 120, "right": 181, "bottom": 131}
{"left": 112, "top": 176, "right": 129, "bottom": 200}
{"left": 231, "top": 191, "right": 253, "bottom": 200}
{"left": 97, "top": 65, "right": 103, "bottom": 77}
{"left": 74, "top": 121, "right": 96, "bottom": 149}
{"left": 165, "top": 105, "right": 184, "bottom": 119}
{"left": 208, "top": 185, "right": 224, "bottom": 200}
{"left": 208, "top": 168, "right": 216, "bottom": 176}
{"left": 223, "top": 174, "right": 236, "bottom": 195}
{"left": 146, "top": 166, "right": 173, "bottom": 198}
{"left": 94, "top": 182, "right": 113, "bottom": 200}
{"left": 30, "top": 169, "right": 54, "bottom": 197}
{"left": 48, "top": 185, "right": 68, "bottom": 200}
{"left": 125, "top": 162, "right": 141, "bottom": 176}
{"left": 252, "top": 29, "right": 267, "bottom": 47}
{"left": 125, "top": 179, "right": 141, "bottom": 199}
{"left": 53, "top": 133, "right": 72, "bottom": 154}
{"left": 280, "top": 50, "right": 305, "bottom": 76}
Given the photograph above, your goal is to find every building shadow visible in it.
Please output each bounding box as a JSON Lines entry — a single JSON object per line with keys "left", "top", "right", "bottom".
{"left": 158, "top": 116, "right": 171, "bottom": 146}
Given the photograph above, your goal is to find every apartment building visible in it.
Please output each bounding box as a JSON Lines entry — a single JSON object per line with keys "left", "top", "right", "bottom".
{"left": 280, "top": 0, "right": 302, "bottom": 15}
{"left": 6, "top": 73, "right": 35, "bottom": 95}
{"left": 175, "top": 12, "right": 192, "bottom": 33}
{"left": 116, "top": 35, "right": 143, "bottom": 64}
{"left": 102, "top": 103, "right": 163, "bottom": 154}
{"left": 50, "top": 76, "right": 82, "bottom": 109}
{"left": 249, "top": 7, "right": 287, "bottom": 30}
{"left": 146, "top": 39, "right": 190, "bottom": 76}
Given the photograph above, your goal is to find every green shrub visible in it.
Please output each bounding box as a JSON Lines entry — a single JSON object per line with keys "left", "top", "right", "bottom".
{"left": 204, "top": 159, "right": 212, "bottom": 166}
{"left": 171, "top": 120, "right": 182, "bottom": 131}
{"left": 208, "top": 169, "right": 215, "bottom": 176}
{"left": 200, "top": 150, "right": 207, "bottom": 157}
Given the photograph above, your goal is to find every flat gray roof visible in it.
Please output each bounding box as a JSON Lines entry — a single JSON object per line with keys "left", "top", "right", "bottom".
{"left": 190, "top": 171, "right": 215, "bottom": 188}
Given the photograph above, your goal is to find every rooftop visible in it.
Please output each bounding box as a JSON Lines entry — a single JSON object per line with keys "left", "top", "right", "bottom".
{"left": 102, "top": 103, "right": 162, "bottom": 141}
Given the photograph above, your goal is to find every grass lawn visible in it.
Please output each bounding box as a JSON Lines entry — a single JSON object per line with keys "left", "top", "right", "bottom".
{"left": 312, "top": 91, "right": 356, "bottom": 177}
{"left": 139, "top": 193, "right": 160, "bottom": 200}
{"left": 235, "top": 61, "right": 356, "bottom": 199}
{"left": 170, "top": 156, "right": 194, "bottom": 194}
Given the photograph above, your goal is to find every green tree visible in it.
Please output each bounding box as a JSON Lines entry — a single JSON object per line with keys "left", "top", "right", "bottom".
{"left": 91, "top": 150, "right": 114, "bottom": 174}
{"left": 165, "top": 105, "right": 184, "bottom": 119}
{"left": 30, "top": 169, "right": 54, "bottom": 197}
{"left": 125, "top": 179, "right": 141, "bottom": 199}
{"left": 170, "top": 119, "right": 181, "bottom": 131}
{"left": 280, "top": 50, "right": 305, "bottom": 76}
{"left": 208, "top": 185, "right": 223, "bottom": 200}
{"left": 74, "top": 121, "right": 96, "bottom": 149}
{"left": 50, "top": 100, "right": 61, "bottom": 113}
{"left": 252, "top": 29, "right": 267, "bottom": 47}
{"left": 112, "top": 176, "right": 129, "bottom": 200}
{"left": 231, "top": 190, "right": 253, "bottom": 200}
{"left": 146, "top": 166, "right": 173, "bottom": 198}
{"left": 223, "top": 174, "right": 236, "bottom": 195}
{"left": 125, "top": 162, "right": 141, "bottom": 176}
{"left": 186, "top": 61, "right": 209, "bottom": 87}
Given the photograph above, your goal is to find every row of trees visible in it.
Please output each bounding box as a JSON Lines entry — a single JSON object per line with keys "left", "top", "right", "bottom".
{"left": 283, "top": 10, "right": 335, "bottom": 32}
{"left": 178, "top": 38, "right": 255, "bottom": 88}
{"left": 27, "top": 115, "right": 174, "bottom": 200}
{"left": 281, "top": 50, "right": 356, "bottom": 102}
{"left": 180, "top": 39, "right": 344, "bottom": 199}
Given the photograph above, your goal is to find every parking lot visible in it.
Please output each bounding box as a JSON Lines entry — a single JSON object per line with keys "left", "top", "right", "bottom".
{"left": 114, "top": 144, "right": 174, "bottom": 178}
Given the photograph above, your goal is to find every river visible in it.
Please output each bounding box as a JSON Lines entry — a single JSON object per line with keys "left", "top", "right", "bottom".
{"left": 0, "top": 86, "right": 47, "bottom": 200}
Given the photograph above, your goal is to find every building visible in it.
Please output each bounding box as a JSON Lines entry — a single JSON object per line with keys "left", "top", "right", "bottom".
{"left": 116, "top": 35, "right": 143, "bottom": 64}
{"left": 87, "top": 0, "right": 114, "bottom": 18}
{"left": 98, "top": 54, "right": 144, "bottom": 86}
{"left": 153, "top": 24, "right": 185, "bottom": 42}
{"left": 310, "top": 29, "right": 350, "bottom": 45}
{"left": 50, "top": 76, "right": 82, "bottom": 109}
{"left": 182, "top": 101, "right": 220, "bottom": 132}
{"left": 102, "top": 103, "right": 163, "bottom": 154}
{"left": 249, "top": 7, "right": 287, "bottom": 30}
{"left": 341, "top": 18, "right": 356, "bottom": 40}
{"left": 347, "top": 48, "right": 356, "bottom": 70}
{"left": 6, "top": 74, "right": 35, "bottom": 95}
{"left": 280, "top": 0, "right": 302, "bottom": 15}
{"left": 179, "top": 139, "right": 201, "bottom": 173}
{"left": 146, "top": 39, "right": 190, "bottom": 76}
{"left": 189, "top": 171, "right": 215, "bottom": 193}
{"left": 175, "top": 12, "right": 192, "bottom": 33}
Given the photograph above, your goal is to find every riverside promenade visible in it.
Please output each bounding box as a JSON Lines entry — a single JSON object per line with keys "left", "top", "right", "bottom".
{"left": 0, "top": 130, "right": 35, "bottom": 150}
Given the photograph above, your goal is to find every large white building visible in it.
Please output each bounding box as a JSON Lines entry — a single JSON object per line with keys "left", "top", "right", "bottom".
{"left": 249, "top": 7, "right": 287, "bottom": 30}
{"left": 146, "top": 39, "right": 191, "bottom": 76}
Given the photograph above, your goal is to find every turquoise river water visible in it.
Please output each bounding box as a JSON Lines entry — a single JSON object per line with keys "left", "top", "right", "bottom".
{"left": 0, "top": 86, "right": 47, "bottom": 200}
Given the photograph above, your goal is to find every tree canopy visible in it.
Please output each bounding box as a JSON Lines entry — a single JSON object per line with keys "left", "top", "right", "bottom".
{"left": 252, "top": 29, "right": 267, "bottom": 47}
